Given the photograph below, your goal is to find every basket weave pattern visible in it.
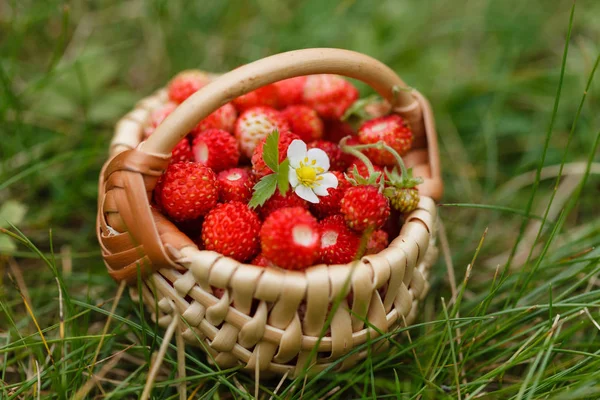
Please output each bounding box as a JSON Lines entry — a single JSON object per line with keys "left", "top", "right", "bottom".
{"left": 98, "top": 49, "right": 442, "bottom": 376}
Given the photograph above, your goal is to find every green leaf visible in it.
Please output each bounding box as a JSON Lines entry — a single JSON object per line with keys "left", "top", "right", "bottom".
{"left": 262, "top": 130, "right": 280, "bottom": 173}
{"left": 277, "top": 159, "right": 290, "bottom": 195}
{"left": 248, "top": 174, "right": 278, "bottom": 209}
{"left": 0, "top": 200, "right": 27, "bottom": 229}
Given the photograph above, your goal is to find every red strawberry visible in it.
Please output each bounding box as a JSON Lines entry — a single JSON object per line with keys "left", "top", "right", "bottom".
{"left": 259, "top": 191, "right": 308, "bottom": 220}
{"left": 308, "top": 140, "right": 348, "bottom": 172}
{"left": 260, "top": 207, "right": 320, "bottom": 270}
{"left": 202, "top": 202, "right": 261, "bottom": 262}
{"left": 323, "top": 119, "right": 355, "bottom": 143}
{"left": 340, "top": 186, "right": 390, "bottom": 232}
{"left": 144, "top": 103, "right": 177, "bottom": 138}
{"left": 319, "top": 215, "right": 361, "bottom": 264}
{"left": 168, "top": 70, "right": 211, "bottom": 104}
{"left": 281, "top": 105, "right": 324, "bottom": 142}
{"left": 251, "top": 131, "right": 300, "bottom": 178}
{"left": 171, "top": 137, "right": 193, "bottom": 163}
{"left": 357, "top": 114, "right": 413, "bottom": 166}
{"left": 154, "top": 162, "right": 219, "bottom": 222}
{"left": 232, "top": 84, "right": 279, "bottom": 111}
{"left": 303, "top": 74, "right": 359, "bottom": 119}
{"left": 310, "top": 171, "right": 350, "bottom": 219}
{"left": 192, "top": 103, "right": 237, "bottom": 135}
{"left": 251, "top": 253, "right": 276, "bottom": 267}
{"left": 274, "top": 76, "right": 307, "bottom": 107}
{"left": 217, "top": 168, "right": 254, "bottom": 203}
{"left": 192, "top": 129, "right": 240, "bottom": 172}
{"left": 234, "top": 106, "right": 291, "bottom": 158}
{"left": 346, "top": 159, "right": 384, "bottom": 183}
{"left": 365, "top": 230, "right": 389, "bottom": 255}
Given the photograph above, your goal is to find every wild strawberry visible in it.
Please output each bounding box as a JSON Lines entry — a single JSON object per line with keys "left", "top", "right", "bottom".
{"left": 154, "top": 162, "right": 219, "bottom": 222}
{"left": 365, "top": 230, "right": 389, "bottom": 255}
{"left": 340, "top": 186, "right": 390, "bottom": 232}
{"left": 192, "top": 129, "right": 239, "bottom": 172}
{"left": 251, "top": 131, "right": 300, "bottom": 178}
{"left": 260, "top": 207, "right": 320, "bottom": 270}
{"left": 308, "top": 141, "right": 348, "bottom": 172}
{"left": 383, "top": 167, "right": 423, "bottom": 214}
{"left": 144, "top": 103, "right": 177, "bottom": 138}
{"left": 217, "top": 168, "right": 254, "bottom": 203}
{"left": 274, "top": 76, "right": 307, "bottom": 107}
{"left": 170, "top": 137, "right": 193, "bottom": 163}
{"left": 251, "top": 253, "right": 276, "bottom": 267}
{"left": 357, "top": 115, "right": 413, "bottom": 166}
{"left": 192, "top": 103, "right": 237, "bottom": 135}
{"left": 281, "top": 105, "right": 324, "bottom": 142}
{"left": 323, "top": 119, "right": 355, "bottom": 143}
{"left": 168, "top": 70, "right": 211, "bottom": 104}
{"left": 259, "top": 191, "right": 308, "bottom": 220}
{"left": 387, "top": 187, "right": 420, "bottom": 213}
{"left": 319, "top": 215, "right": 361, "bottom": 264}
{"left": 310, "top": 171, "right": 350, "bottom": 219}
{"left": 303, "top": 74, "right": 359, "bottom": 119}
{"left": 232, "top": 84, "right": 279, "bottom": 111}
{"left": 201, "top": 202, "right": 261, "bottom": 262}
{"left": 234, "top": 106, "right": 291, "bottom": 158}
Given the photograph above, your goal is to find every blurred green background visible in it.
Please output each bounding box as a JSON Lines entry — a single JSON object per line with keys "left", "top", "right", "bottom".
{"left": 1, "top": 0, "right": 599, "bottom": 398}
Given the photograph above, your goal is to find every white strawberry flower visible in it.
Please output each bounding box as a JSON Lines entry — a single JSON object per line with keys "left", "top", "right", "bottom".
{"left": 287, "top": 140, "right": 338, "bottom": 203}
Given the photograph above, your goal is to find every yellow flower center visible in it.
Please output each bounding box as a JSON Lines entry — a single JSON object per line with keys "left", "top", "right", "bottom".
{"left": 296, "top": 158, "right": 324, "bottom": 188}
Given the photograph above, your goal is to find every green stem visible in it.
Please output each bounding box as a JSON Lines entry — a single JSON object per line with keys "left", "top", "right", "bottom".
{"left": 340, "top": 141, "right": 376, "bottom": 176}
{"left": 345, "top": 141, "right": 409, "bottom": 178}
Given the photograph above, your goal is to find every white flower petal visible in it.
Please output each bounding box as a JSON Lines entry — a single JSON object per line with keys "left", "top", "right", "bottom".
{"left": 289, "top": 167, "right": 299, "bottom": 188}
{"left": 306, "top": 148, "right": 330, "bottom": 172}
{"left": 313, "top": 184, "right": 330, "bottom": 196}
{"left": 312, "top": 172, "right": 338, "bottom": 196}
{"left": 318, "top": 172, "right": 338, "bottom": 190}
{"left": 295, "top": 185, "right": 319, "bottom": 203}
{"left": 287, "top": 140, "right": 307, "bottom": 168}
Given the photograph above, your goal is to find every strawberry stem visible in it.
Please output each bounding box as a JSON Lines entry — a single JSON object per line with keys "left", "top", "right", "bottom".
{"left": 339, "top": 138, "right": 376, "bottom": 176}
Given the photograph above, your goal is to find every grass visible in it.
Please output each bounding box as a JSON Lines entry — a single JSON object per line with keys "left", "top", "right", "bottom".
{"left": 1, "top": 0, "right": 599, "bottom": 398}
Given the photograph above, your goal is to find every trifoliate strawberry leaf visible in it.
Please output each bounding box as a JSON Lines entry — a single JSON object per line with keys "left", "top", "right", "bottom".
{"left": 277, "top": 159, "right": 290, "bottom": 195}
{"left": 262, "top": 129, "right": 280, "bottom": 173}
{"left": 248, "top": 173, "right": 278, "bottom": 209}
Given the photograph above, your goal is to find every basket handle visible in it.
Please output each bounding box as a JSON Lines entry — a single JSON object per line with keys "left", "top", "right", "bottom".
{"left": 142, "top": 48, "right": 422, "bottom": 156}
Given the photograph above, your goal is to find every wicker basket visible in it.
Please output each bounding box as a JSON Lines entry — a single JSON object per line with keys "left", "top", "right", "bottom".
{"left": 97, "top": 48, "right": 443, "bottom": 377}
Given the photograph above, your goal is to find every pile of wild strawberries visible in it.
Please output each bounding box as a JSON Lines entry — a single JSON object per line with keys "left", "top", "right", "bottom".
{"left": 146, "top": 70, "right": 422, "bottom": 271}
